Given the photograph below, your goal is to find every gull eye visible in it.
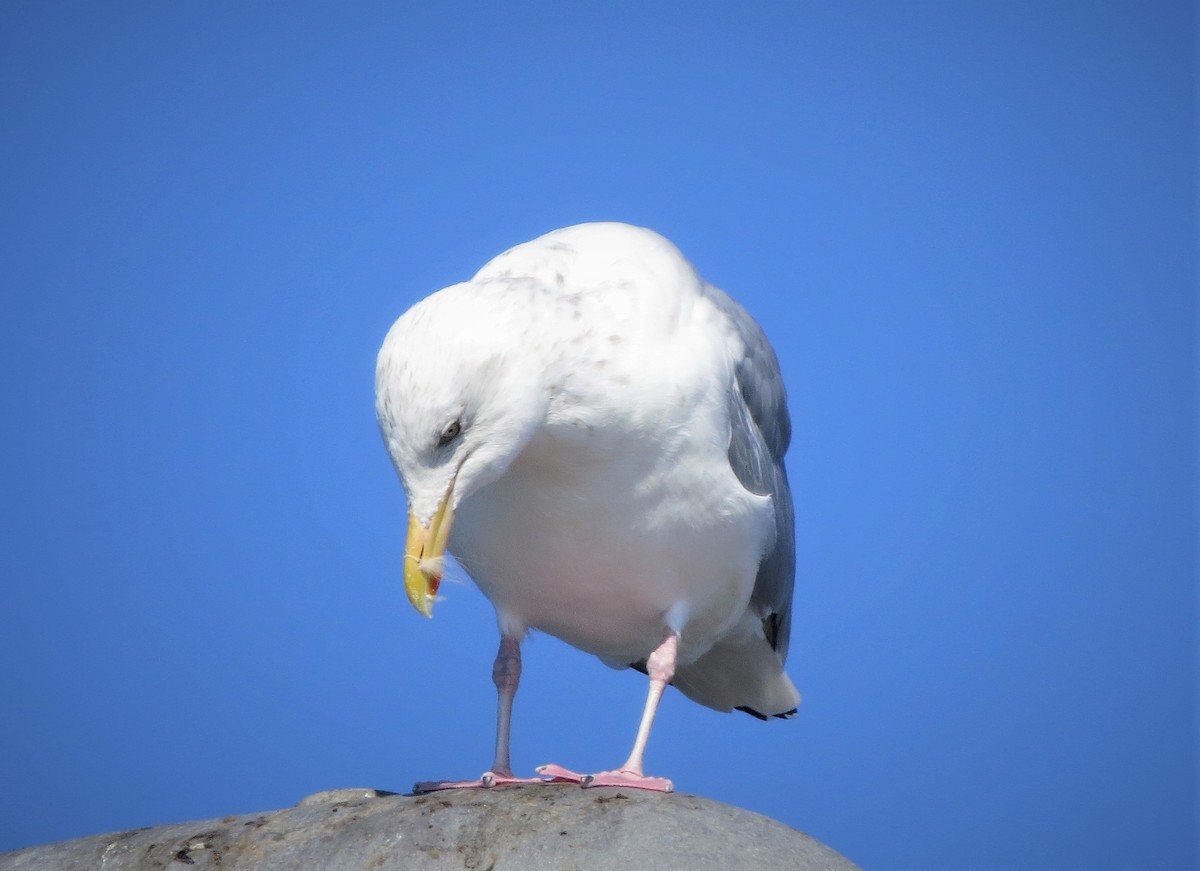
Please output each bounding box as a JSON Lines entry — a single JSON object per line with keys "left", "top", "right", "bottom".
{"left": 437, "top": 419, "right": 462, "bottom": 448}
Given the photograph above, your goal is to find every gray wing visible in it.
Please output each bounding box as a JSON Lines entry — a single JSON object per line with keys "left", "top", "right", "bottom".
{"left": 712, "top": 285, "right": 796, "bottom": 664}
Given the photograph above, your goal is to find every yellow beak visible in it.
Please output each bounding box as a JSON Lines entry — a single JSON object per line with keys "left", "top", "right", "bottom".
{"left": 404, "top": 491, "right": 454, "bottom": 618}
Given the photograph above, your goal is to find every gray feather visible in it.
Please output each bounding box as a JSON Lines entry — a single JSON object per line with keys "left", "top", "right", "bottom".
{"left": 708, "top": 283, "right": 795, "bottom": 664}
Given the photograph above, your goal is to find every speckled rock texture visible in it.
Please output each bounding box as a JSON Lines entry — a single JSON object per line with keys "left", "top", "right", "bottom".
{"left": 0, "top": 785, "right": 860, "bottom": 870}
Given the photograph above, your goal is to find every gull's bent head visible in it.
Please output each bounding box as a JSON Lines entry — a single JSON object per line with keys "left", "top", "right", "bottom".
{"left": 375, "top": 280, "right": 551, "bottom": 617}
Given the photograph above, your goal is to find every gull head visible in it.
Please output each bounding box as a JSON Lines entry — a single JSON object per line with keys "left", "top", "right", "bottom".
{"left": 375, "top": 280, "right": 551, "bottom": 617}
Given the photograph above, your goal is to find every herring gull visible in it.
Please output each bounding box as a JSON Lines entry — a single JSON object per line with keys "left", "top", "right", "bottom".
{"left": 376, "top": 222, "right": 799, "bottom": 793}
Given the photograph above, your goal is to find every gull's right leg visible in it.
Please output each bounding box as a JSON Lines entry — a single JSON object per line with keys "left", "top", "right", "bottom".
{"left": 414, "top": 633, "right": 548, "bottom": 793}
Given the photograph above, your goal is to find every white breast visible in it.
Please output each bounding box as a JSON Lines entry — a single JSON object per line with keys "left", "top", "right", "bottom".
{"left": 449, "top": 372, "right": 774, "bottom": 667}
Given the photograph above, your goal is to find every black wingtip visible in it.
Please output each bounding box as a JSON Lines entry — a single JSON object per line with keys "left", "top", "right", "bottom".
{"left": 736, "top": 705, "right": 798, "bottom": 721}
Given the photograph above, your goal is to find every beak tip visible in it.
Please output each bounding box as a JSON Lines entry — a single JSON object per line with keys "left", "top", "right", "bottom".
{"left": 405, "top": 495, "right": 453, "bottom": 621}
{"left": 404, "top": 567, "right": 439, "bottom": 619}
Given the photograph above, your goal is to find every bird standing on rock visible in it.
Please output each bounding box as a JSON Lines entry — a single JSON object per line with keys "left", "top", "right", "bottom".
{"left": 375, "top": 222, "right": 799, "bottom": 793}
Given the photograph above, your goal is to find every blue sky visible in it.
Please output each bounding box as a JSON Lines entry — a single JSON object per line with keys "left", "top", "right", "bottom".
{"left": 1, "top": 3, "right": 1195, "bottom": 869}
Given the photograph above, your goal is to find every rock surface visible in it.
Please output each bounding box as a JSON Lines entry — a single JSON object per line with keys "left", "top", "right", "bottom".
{"left": 0, "top": 785, "right": 859, "bottom": 870}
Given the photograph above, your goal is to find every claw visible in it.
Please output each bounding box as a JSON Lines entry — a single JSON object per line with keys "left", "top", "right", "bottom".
{"left": 583, "top": 769, "right": 673, "bottom": 792}
{"left": 534, "top": 763, "right": 588, "bottom": 784}
{"left": 534, "top": 763, "right": 673, "bottom": 793}
{"left": 413, "top": 770, "right": 547, "bottom": 793}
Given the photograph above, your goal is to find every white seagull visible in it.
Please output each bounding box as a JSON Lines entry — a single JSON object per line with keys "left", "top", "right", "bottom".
{"left": 376, "top": 222, "right": 799, "bottom": 793}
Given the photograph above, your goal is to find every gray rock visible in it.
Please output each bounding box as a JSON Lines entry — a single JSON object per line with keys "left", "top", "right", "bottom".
{"left": 0, "top": 785, "right": 860, "bottom": 870}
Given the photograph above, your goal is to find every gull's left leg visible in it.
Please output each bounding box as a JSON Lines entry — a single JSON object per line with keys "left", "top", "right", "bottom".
{"left": 537, "top": 631, "right": 677, "bottom": 793}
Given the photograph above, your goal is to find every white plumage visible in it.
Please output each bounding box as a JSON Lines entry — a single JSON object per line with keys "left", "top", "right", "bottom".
{"left": 376, "top": 222, "right": 798, "bottom": 792}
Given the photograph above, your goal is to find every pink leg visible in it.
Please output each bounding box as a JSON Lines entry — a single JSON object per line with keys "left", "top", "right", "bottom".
{"left": 414, "top": 634, "right": 547, "bottom": 793}
{"left": 537, "top": 632, "right": 678, "bottom": 793}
